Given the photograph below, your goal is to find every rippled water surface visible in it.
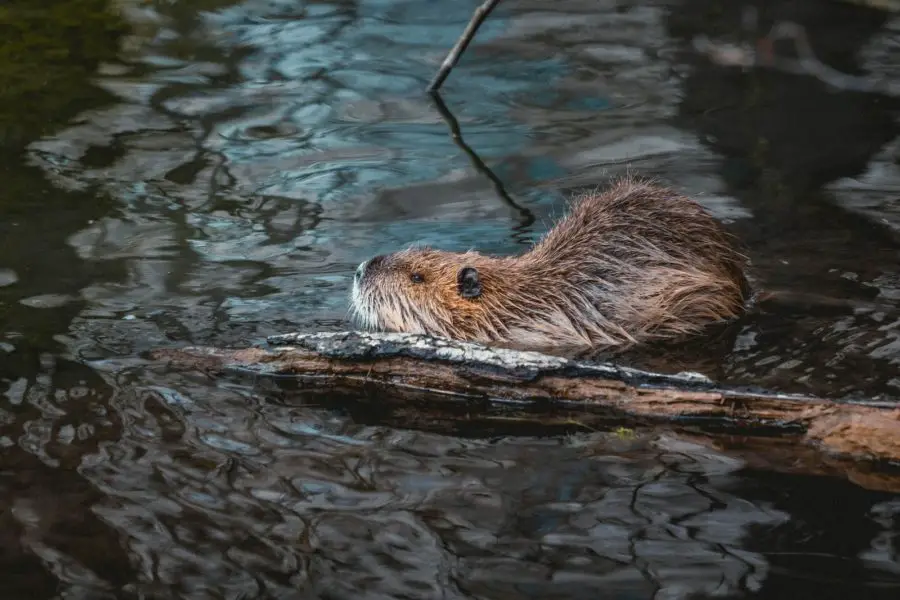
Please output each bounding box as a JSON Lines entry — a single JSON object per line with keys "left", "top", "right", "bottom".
{"left": 2, "top": 0, "right": 900, "bottom": 597}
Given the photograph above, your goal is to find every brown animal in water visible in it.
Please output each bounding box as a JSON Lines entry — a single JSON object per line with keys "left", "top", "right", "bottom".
{"left": 351, "top": 176, "right": 750, "bottom": 349}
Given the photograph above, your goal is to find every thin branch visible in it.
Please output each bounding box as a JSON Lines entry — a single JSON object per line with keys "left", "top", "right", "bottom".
{"left": 692, "top": 18, "right": 900, "bottom": 97}
{"left": 429, "top": 92, "right": 536, "bottom": 236}
{"left": 427, "top": 0, "right": 503, "bottom": 92}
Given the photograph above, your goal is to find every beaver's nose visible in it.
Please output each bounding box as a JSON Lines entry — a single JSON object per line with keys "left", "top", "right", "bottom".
{"left": 354, "top": 260, "right": 367, "bottom": 282}
{"left": 355, "top": 255, "right": 387, "bottom": 282}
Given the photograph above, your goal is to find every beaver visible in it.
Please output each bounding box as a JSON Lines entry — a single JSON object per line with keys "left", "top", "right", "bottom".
{"left": 351, "top": 176, "right": 751, "bottom": 349}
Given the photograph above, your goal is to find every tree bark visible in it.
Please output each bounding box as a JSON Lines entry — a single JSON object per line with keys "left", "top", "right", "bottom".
{"left": 150, "top": 331, "right": 900, "bottom": 468}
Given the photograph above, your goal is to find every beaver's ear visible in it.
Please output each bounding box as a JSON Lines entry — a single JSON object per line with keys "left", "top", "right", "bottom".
{"left": 457, "top": 266, "right": 482, "bottom": 299}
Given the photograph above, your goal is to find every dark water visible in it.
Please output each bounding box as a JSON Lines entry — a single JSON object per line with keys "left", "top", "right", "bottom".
{"left": 2, "top": 0, "right": 900, "bottom": 597}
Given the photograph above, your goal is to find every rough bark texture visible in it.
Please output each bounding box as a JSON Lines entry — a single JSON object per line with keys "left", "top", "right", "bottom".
{"left": 150, "top": 331, "right": 900, "bottom": 468}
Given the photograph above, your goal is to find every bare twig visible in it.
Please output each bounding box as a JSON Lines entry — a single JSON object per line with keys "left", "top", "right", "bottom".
{"left": 427, "top": 0, "right": 503, "bottom": 92}
{"left": 429, "top": 92, "right": 536, "bottom": 237}
{"left": 692, "top": 16, "right": 900, "bottom": 97}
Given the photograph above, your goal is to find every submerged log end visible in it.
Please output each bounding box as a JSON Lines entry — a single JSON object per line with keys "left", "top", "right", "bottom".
{"left": 806, "top": 408, "right": 900, "bottom": 462}
{"left": 149, "top": 345, "right": 276, "bottom": 374}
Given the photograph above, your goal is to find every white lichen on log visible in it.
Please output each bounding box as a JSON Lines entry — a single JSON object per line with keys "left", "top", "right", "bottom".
{"left": 266, "top": 331, "right": 714, "bottom": 386}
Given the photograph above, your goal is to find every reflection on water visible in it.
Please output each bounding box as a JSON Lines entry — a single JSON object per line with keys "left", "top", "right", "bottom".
{"left": 1, "top": 0, "right": 900, "bottom": 597}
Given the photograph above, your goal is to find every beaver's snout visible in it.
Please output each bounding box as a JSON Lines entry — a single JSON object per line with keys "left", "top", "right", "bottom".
{"left": 355, "top": 254, "right": 388, "bottom": 284}
{"left": 351, "top": 254, "right": 398, "bottom": 332}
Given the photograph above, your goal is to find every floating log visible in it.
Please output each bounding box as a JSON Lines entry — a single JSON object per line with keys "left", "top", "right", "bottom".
{"left": 150, "top": 331, "right": 900, "bottom": 470}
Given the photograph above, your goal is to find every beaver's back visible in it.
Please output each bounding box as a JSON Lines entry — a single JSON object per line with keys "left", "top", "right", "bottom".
{"left": 521, "top": 177, "right": 749, "bottom": 345}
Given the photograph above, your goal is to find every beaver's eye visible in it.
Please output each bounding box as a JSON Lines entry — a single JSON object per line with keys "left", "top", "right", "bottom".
{"left": 410, "top": 272, "right": 425, "bottom": 284}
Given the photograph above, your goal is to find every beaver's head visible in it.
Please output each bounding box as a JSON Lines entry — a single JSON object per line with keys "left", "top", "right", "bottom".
{"left": 351, "top": 247, "right": 488, "bottom": 337}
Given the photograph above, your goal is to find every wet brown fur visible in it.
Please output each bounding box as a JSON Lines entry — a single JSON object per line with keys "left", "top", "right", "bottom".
{"left": 351, "top": 176, "right": 751, "bottom": 349}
